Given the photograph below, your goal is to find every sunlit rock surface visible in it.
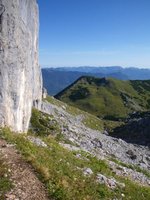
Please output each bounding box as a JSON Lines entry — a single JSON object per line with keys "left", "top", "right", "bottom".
{"left": 0, "top": 0, "right": 42, "bottom": 132}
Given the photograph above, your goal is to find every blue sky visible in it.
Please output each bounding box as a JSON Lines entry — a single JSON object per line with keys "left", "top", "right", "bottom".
{"left": 38, "top": 0, "right": 150, "bottom": 68}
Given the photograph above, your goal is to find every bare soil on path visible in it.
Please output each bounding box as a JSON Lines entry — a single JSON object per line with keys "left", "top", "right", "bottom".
{"left": 0, "top": 139, "right": 49, "bottom": 200}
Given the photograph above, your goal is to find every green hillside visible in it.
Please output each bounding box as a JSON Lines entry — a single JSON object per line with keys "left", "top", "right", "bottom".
{"left": 55, "top": 76, "right": 150, "bottom": 120}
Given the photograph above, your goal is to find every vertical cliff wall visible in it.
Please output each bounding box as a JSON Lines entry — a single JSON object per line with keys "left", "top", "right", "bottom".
{"left": 0, "top": 0, "right": 42, "bottom": 132}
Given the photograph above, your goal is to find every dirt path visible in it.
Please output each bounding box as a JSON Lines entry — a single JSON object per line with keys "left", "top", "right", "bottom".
{"left": 0, "top": 139, "right": 49, "bottom": 200}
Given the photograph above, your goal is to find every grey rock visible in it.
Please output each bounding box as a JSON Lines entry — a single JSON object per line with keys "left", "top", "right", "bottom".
{"left": 126, "top": 150, "right": 137, "bottom": 160}
{"left": 83, "top": 168, "right": 93, "bottom": 176}
{"left": 103, "top": 130, "right": 109, "bottom": 135}
{"left": 97, "top": 173, "right": 125, "bottom": 189}
{"left": 27, "top": 136, "right": 47, "bottom": 147}
{"left": 60, "top": 143, "right": 81, "bottom": 151}
{"left": 91, "top": 138, "right": 102, "bottom": 148}
{"left": 0, "top": 0, "right": 42, "bottom": 132}
{"left": 109, "top": 160, "right": 150, "bottom": 186}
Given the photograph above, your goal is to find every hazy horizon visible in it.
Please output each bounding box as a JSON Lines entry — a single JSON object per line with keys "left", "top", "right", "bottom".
{"left": 41, "top": 65, "right": 150, "bottom": 69}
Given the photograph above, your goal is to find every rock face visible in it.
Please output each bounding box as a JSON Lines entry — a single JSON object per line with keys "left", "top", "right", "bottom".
{"left": 112, "top": 112, "right": 150, "bottom": 146}
{"left": 0, "top": 0, "right": 42, "bottom": 132}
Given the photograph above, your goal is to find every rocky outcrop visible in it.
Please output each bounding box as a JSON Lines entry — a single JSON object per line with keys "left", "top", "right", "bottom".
{"left": 0, "top": 0, "right": 42, "bottom": 132}
{"left": 112, "top": 112, "right": 150, "bottom": 146}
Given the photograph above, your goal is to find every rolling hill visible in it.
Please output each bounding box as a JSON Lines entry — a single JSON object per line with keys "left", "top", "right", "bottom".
{"left": 55, "top": 76, "right": 150, "bottom": 120}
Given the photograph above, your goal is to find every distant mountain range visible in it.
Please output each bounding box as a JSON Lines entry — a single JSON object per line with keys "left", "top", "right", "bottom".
{"left": 55, "top": 76, "right": 150, "bottom": 121}
{"left": 42, "top": 66, "right": 150, "bottom": 95}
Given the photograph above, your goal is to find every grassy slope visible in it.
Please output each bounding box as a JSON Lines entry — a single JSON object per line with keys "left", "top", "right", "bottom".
{"left": 55, "top": 76, "right": 150, "bottom": 120}
{"left": 0, "top": 131, "right": 150, "bottom": 200}
{"left": 0, "top": 110, "right": 150, "bottom": 200}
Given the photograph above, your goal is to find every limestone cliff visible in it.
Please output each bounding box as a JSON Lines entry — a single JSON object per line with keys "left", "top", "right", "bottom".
{"left": 0, "top": 0, "right": 42, "bottom": 132}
